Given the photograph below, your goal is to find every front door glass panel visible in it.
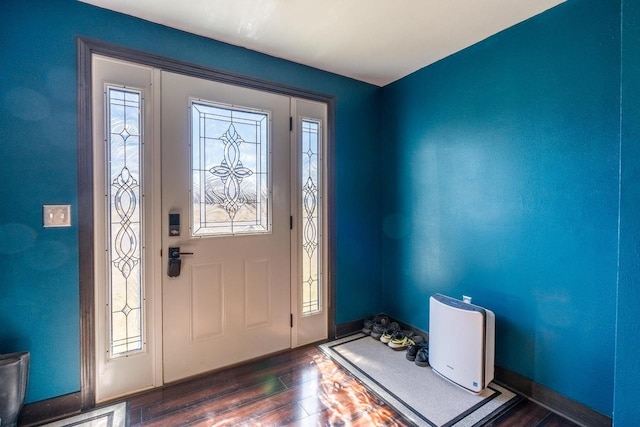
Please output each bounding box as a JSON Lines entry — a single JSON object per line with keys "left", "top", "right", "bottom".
{"left": 191, "top": 101, "right": 270, "bottom": 236}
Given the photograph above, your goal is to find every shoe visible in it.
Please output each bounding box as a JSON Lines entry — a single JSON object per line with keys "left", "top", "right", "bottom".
{"left": 370, "top": 323, "right": 385, "bottom": 340}
{"left": 415, "top": 347, "right": 430, "bottom": 367}
{"left": 369, "top": 315, "right": 389, "bottom": 340}
{"left": 406, "top": 341, "right": 428, "bottom": 361}
{"left": 410, "top": 334, "right": 425, "bottom": 345}
{"left": 362, "top": 318, "right": 374, "bottom": 335}
{"left": 388, "top": 330, "right": 415, "bottom": 350}
{"left": 380, "top": 322, "right": 400, "bottom": 343}
{"left": 373, "top": 314, "right": 389, "bottom": 326}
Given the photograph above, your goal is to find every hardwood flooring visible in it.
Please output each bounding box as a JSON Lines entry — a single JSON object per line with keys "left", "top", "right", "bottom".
{"left": 121, "top": 343, "right": 579, "bottom": 426}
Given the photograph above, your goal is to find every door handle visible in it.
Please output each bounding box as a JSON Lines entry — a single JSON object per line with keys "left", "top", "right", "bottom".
{"left": 169, "top": 247, "right": 193, "bottom": 258}
{"left": 167, "top": 246, "right": 194, "bottom": 277}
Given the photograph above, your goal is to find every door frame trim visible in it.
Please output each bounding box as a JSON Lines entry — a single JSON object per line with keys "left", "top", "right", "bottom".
{"left": 77, "top": 37, "right": 337, "bottom": 409}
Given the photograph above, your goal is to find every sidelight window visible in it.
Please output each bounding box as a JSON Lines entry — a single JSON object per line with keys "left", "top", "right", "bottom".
{"left": 106, "top": 86, "right": 144, "bottom": 357}
{"left": 301, "top": 119, "right": 322, "bottom": 315}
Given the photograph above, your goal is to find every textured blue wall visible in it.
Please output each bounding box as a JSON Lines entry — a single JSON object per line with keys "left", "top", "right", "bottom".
{"left": 0, "top": 0, "right": 382, "bottom": 403}
{"left": 380, "top": 0, "right": 619, "bottom": 417}
{"left": 615, "top": 0, "right": 640, "bottom": 424}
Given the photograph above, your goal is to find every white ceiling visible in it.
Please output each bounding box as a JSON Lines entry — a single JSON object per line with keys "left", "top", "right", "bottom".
{"left": 80, "top": 0, "right": 564, "bottom": 86}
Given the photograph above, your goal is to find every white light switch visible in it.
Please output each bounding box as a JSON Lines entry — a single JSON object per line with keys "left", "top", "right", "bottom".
{"left": 43, "top": 205, "right": 71, "bottom": 227}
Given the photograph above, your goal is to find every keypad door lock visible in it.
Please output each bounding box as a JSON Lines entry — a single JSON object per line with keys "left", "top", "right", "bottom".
{"left": 167, "top": 246, "right": 194, "bottom": 277}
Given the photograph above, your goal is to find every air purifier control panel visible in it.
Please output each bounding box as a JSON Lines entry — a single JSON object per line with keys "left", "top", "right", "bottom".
{"left": 431, "top": 293, "right": 486, "bottom": 314}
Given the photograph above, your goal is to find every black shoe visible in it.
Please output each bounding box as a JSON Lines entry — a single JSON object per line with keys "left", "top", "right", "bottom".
{"left": 406, "top": 342, "right": 427, "bottom": 361}
{"left": 369, "top": 314, "right": 390, "bottom": 339}
{"left": 362, "top": 318, "right": 374, "bottom": 335}
{"left": 370, "top": 323, "right": 386, "bottom": 340}
{"left": 415, "top": 348, "right": 430, "bottom": 367}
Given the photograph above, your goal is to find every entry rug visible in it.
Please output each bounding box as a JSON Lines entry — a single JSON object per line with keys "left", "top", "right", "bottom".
{"left": 320, "top": 334, "right": 520, "bottom": 427}
{"left": 41, "top": 402, "right": 126, "bottom": 427}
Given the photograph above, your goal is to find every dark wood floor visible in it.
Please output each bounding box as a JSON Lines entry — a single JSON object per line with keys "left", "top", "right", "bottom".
{"left": 118, "top": 343, "right": 579, "bottom": 426}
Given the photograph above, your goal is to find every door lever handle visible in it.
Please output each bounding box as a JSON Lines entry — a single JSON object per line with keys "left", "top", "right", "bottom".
{"left": 168, "top": 247, "right": 194, "bottom": 259}
{"left": 167, "top": 247, "right": 194, "bottom": 277}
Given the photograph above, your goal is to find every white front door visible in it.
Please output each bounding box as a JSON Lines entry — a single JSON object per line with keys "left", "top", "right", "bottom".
{"left": 160, "top": 71, "right": 292, "bottom": 382}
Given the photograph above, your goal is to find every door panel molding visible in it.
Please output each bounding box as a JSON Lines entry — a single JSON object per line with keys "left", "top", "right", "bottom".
{"left": 190, "top": 263, "right": 224, "bottom": 340}
{"left": 244, "top": 259, "right": 272, "bottom": 329}
{"left": 78, "top": 37, "right": 336, "bottom": 408}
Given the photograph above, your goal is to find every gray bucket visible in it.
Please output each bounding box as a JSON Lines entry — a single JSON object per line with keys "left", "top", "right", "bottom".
{"left": 0, "top": 352, "right": 29, "bottom": 427}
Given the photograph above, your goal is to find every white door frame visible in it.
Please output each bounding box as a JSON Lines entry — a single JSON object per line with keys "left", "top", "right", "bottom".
{"left": 78, "top": 39, "right": 335, "bottom": 407}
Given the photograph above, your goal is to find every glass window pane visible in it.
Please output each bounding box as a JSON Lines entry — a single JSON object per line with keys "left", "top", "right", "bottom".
{"left": 301, "top": 120, "right": 321, "bottom": 315}
{"left": 107, "top": 87, "right": 143, "bottom": 357}
{"left": 191, "top": 101, "right": 270, "bottom": 236}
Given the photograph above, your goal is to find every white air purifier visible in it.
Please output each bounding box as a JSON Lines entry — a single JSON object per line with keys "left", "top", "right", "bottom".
{"left": 429, "top": 293, "right": 495, "bottom": 394}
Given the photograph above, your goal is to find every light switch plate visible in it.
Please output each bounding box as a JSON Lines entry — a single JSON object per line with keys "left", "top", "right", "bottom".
{"left": 43, "top": 204, "right": 71, "bottom": 227}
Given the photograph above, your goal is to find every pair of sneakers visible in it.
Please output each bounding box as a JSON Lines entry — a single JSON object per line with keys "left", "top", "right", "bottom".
{"left": 372, "top": 321, "right": 413, "bottom": 349}
{"left": 389, "top": 331, "right": 425, "bottom": 350}
{"left": 406, "top": 341, "right": 429, "bottom": 367}
{"left": 379, "top": 322, "right": 401, "bottom": 343}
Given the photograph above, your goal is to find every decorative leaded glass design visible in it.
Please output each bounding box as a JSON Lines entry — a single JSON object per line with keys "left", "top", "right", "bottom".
{"left": 191, "top": 101, "right": 270, "bottom": 236}
{"left": 107, "top": 87, "right": 143, "bottom": 356}
{"left": 301, "top": 120, "right": 321, "bottom": 314}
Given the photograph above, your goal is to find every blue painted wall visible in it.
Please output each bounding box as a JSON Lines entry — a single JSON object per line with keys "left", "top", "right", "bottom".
{"left": 380, "top": 0, "right": 620, "bottom": 417}
{"left": 615, "top": 0, "right": 640, "bottom": 424}
{"left": 0, "top": 0, "right": 382, "bottom": 403}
